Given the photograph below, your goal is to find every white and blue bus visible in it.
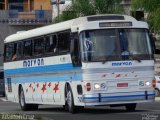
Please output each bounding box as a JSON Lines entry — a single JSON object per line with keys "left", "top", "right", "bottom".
{"left": 4, "top": 14, "right": 156, "bottom": 113}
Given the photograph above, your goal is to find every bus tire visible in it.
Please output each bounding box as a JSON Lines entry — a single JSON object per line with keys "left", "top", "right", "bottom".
{"left": 19, "top": 86, "right": 38, "bottom": 111}
{"left": 65, "top": 84, "right": 76, "bottom": 113}
{"left": 63, "top": 105, "right": 68, "bottom": 111}
{"left": 125, "top": 103, "right": 136, "bottom": 112}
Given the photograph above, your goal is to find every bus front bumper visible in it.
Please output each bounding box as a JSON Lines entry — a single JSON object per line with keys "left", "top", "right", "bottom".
{"left": 80, "top": 91, "right": 155, "bottom": 106}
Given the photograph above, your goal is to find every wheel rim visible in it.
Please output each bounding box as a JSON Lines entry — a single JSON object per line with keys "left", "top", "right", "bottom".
{"left": 66, "top": 90, "right": 72, "bottom": 108}
{"left": 20, "top": 89, "right": 25, "bottom": 107}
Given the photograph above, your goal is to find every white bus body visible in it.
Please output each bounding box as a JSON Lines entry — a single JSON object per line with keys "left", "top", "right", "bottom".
{"left": 4, "top": 14, "right": 155, "bottom": 113}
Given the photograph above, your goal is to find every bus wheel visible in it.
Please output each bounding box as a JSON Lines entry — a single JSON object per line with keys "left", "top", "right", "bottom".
{"left": 19, "top": 87, "right": 38, "bottom": 111}
{"left": 125, "top": 103, "right": 136, "bottom": 112}
{"left": 65, "top": 85, "right": 76, "bottom": 113}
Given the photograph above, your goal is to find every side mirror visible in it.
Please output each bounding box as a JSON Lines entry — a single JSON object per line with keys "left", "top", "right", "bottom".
{"left": 149, "top": 33, "right": 156, "bottom": 54}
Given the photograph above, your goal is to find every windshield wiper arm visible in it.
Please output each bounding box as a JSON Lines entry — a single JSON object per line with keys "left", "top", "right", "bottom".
{"left": 121, "top": 51, "right": 142, "bottom": 62}
{"left": 102, "top": 56, "right": 108, "bottom": 64}
{"left": 132, "top": 56, "right": 142, "bottom": 62}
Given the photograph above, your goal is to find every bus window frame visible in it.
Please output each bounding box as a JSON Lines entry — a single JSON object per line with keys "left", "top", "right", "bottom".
{"left": 44, "top": 34, "right": 58, "bottom": 56}
{"left": 23, "top": 39, "right": 33, "bottom": 59}
{"left": 57, "top": 30, "right": 71, "bottom": 55}
{"left": 4, "top": 29, "right": 72, "bottom": 62}
{"left": 33, "top": 36, "right": 45, "bottom": 57}
{"left": 4, "top": 43, "right": 14, "bottom": 62}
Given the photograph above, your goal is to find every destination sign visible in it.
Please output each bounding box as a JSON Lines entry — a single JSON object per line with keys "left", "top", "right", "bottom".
{"left": 99, "top": 22, "right": 132, "bottom": 27}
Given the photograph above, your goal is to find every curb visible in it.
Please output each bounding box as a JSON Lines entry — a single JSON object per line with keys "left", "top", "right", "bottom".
{"left": 42, "top": 117, "right": 54, "bottom": 120}
{"left": 0, "top": 98, "right": 8, "bottom": 102}
{"left": 155, "top": 97, "right": 160, "bottom": 101}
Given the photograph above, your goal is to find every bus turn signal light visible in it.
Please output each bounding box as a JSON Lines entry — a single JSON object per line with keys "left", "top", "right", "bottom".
{"left": 152, "top": 80, "right": 156, "bottom": 88}
{"left": 85, "top": 82, "right": 91, "bottom": 91}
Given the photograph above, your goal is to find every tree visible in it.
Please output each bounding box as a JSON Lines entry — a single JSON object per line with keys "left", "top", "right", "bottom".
{"left": 132, "top": 0, "right": 160, "bottom": 33}
{"left": 54, "top": 0, "right": 124, "bottom": 23}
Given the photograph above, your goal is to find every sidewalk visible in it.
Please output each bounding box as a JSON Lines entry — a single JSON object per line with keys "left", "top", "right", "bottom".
{"left": 0, "top": 97, "right": 8, "bottom": 102}
{"left": 155, "top": 97, "right": 160, "bottom": 101}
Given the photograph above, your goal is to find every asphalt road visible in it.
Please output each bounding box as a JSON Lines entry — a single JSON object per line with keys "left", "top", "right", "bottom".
{"left": 0, "top": 97, "right": 160, "bottom": 120}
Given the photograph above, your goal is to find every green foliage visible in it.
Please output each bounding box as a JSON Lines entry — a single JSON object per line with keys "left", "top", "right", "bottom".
{"left": 93, "top": 0, "right": 123, "bottom": 14}
{"left": 54, "top": 0, "right": 124, "bottom": 23}
{"left": 132, "top": 0, "right": 160, "bottom": 33}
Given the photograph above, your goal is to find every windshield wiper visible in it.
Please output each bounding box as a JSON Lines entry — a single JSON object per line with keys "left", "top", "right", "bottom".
{"left": 132, "top": 56, "right": 142, "bottom": 63}
{"left": 102, "top": 56, "right": 108, "bottom": 64}
{"left": 121, "top": 51, "right": 142, "bottom": 62}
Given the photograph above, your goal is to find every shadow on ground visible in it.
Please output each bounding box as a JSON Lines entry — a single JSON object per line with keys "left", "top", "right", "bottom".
{"left": 37, "top": 106, "right": 149, "bottom": 114}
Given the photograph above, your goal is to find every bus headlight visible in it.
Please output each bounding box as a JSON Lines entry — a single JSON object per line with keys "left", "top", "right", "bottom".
{"left": 94, "top": 83, "right": 100, "bottom": 90}
{"left": 139, "top": 80, "right": 151, "bottom": 88}
{"left": 145, "top": 81, "right": 151, "bottom": 86}
{"left": 94, "top": 83, "right": 106, "bottom": 90}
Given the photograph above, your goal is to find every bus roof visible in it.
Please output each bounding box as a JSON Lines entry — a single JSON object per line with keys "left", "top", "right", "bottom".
{"left": 4, "top": 14, "right": 147, "bottom": 43}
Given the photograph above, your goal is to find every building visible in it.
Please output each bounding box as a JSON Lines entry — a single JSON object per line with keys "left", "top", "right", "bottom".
{"left": 0, "top": 0, "right": 52, "bottom": 11}
{"left": 52, "top": 0, "right": 72, "bottom": 18}
{"left": 0, "top": 0, "right": 53, "bottom": 71}
{"left": 121, "top": 0, "right": 132, "bottom": 15}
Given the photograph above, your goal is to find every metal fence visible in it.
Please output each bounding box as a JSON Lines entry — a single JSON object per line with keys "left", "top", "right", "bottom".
{"left": 0, "top": 10, "right": 53, "bottom": 25}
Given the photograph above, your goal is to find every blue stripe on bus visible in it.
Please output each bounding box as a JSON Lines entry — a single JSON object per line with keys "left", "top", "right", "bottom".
{"left": 83, "top": 94, "right": 155, "bottom": 100}
{"left": 5, "top": 73, "right": 82, "bottom": 83}
{"left": 4, "top": 63, "right": 81, "bottom": 75}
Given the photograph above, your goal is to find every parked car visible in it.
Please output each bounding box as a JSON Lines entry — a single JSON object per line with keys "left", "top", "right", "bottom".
{"left": 155, "top": 76, "right": 160, "bottom": 96}
{"left": 0, "top": 71, "right": 5, "bottom": 97}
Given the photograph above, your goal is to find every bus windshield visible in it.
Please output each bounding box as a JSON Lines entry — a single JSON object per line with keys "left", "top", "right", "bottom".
{"left": 80, "top": 29, "right": 153, "bottom": 62}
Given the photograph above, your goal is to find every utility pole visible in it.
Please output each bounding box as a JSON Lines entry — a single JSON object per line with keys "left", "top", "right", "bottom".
{"left": 50, "top": 0, "right": 65, "bottom": 21}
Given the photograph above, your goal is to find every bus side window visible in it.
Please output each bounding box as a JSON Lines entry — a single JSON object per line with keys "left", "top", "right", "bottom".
{"left": 4, "top": 44, "right": 13, "bottom": 62}
{"left": 149, "top": 33, "right": 160, "bottom": 54}
{"left": 12, "top": 43, "right": 17, "bottom": 61}
{"left": 16, "top": 42, "right": 23, "bottom": 60}
{"left": 45, "top": 34, "right": 57, "bottom": 54}
{"left": 57, "top": 32, "right": 70, "bottom": 54}
{"left": 33, "top": 37, "right": 45, "bottom": 56}
{"left": 11, "top": 42, "right": 23, "bottom": 61}
{"left": 23, "top": 40, "right": 32, "bottom": 58}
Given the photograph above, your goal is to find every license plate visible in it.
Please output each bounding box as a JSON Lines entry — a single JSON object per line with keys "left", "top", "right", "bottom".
{"left": 117, "top": 83, "right": 128, "bottom": 87}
